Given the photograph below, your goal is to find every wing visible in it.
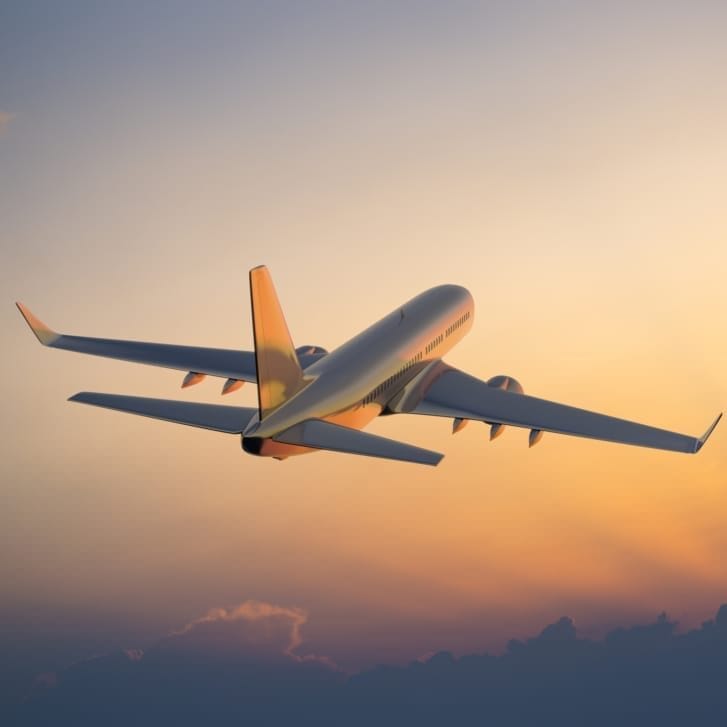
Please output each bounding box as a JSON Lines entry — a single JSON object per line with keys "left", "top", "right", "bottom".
{"left": 16, "top": 303, "right": 323, "bottom": 383}
{"left": 396, "top": 364, "right": 721, "bottom": 454}
{"left": 16, "top": 302, "right": 258, "bottom": 381}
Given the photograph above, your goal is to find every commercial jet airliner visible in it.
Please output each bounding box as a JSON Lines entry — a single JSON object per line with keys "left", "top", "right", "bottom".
{"left": 16, "top": 266, "right": 721, "bottom": 466}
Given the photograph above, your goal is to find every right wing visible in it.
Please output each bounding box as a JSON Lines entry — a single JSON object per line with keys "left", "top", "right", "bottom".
{"left": 16, "top": 303, "right": 323, "bottom": 383}
{"left": 396, "top": 363, "right": 720, "bottom": 454}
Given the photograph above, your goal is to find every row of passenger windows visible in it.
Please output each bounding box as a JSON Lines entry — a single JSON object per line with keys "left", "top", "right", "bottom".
{"left": 362, "top": 310, "right": 470, "bottom": 406}
{"left": 363, "top": 351, "right": 424, "bottom": 405}
{"left": 425, "top": 310, "right": 471, "bottom": 354}
{"left": 446, "top": 310, "right": 470, "bottom": 338}
{"left": 426, "top": 334, "right": 442, "bottom": 354}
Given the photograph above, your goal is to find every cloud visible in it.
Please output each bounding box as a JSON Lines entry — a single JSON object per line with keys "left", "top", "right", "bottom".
{"left": 172, "top": 600, "right": 307, "bottom": 657}
{"left": 0, "top": 111, "right": 14, "bottom": 134}
{"left": 11, "top": 601, "right": 727, "bottom": 726}
{"left": 163, "top": 599, "right": 334, "bottom": 666}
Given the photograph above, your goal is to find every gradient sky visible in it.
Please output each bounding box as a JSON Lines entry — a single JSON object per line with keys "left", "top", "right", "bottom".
{"left": 2, "top": 0, "right": 727, "bottom": 690}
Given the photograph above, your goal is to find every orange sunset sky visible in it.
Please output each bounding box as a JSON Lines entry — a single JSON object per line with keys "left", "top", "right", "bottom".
{"left": 2, "top": 1, "right": 727, "bottom": 677}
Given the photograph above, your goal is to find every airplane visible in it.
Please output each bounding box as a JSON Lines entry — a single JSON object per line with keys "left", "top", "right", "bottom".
{"left": 16, "top": 265, "right": 721, "bottom": 466}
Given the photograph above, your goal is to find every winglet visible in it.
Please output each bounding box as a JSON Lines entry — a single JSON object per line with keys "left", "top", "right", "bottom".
{"left": 695, "top": 412, "right": 722, "bottom": 453}
{"left": 15, "top": 303, "right": 60, "bottom": 346}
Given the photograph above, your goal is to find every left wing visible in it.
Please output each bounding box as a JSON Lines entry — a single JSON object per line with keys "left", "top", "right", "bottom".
{"left": 16, "top": 303, "right": 325, "bottom": 384}
{"left": 396, "top": 364, "right": 721, "bottom": 454}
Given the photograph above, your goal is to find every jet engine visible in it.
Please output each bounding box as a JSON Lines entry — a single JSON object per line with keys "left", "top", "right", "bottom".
{"left": 451, "top": 375, "right": 526, "bottom": 439}
{"left": 485, "top": 375, "right": 524, "bottom": 440}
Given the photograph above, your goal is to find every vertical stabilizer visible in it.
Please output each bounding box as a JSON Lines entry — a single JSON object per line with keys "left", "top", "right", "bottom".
{"left": 249, "top": 266, "right": 305, "bottom": 418}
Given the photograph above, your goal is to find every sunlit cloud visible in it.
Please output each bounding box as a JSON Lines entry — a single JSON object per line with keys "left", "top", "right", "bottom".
{"left": 169, "top": 599, "right": 336, "bottom": 667}
{"left": 23, "top": 600, "right": 337, "bottom": 705}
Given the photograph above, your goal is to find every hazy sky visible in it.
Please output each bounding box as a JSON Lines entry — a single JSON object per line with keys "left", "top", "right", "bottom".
{"left": 2, "top": 0, "right": 727, "bottom": 696}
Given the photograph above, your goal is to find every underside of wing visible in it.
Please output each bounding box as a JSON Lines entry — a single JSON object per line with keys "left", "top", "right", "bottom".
{"left": 16, "top": 303, "right": 326, "bottom": 383}
{"left": 70, "top": 393, "right": 258, "bottom": 433}
{"left": 398, "top": 364, "right": 720, "bottom": 454}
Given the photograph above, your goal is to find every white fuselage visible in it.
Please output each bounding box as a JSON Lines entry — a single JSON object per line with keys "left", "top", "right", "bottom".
{"left": 243, "top": 284, "right": 474, "bottom": 457}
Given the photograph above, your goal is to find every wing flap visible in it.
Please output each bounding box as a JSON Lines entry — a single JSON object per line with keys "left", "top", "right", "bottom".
{"left": 69, "top": 392, "right": 257, "bottom": 433}
{"left": 274, "top": 419, "right": 443, "bottom": 466}
{"left": 409, "top": 367, "right": 720, "bottom": 454}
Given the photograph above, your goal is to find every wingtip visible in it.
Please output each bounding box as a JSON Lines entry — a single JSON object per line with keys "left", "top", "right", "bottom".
{"left": 428, "top": 452, "right": 445, "bottom": 467}
{"left": 16, "top": 302, "right": 59, "bottom": 346}
{"left": 695, "top": 412, "right": 722, "bottom": 452}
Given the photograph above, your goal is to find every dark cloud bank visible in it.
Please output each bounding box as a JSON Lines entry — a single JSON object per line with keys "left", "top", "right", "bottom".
{"left": 7, "top": 601, "right": 727, "bottom": 726}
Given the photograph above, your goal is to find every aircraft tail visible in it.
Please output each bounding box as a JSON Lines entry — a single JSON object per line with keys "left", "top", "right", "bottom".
{"left": 249, "top": 266, "right": 306, "bottom": 419}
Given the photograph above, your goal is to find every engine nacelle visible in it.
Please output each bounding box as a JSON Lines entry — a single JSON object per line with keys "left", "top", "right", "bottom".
{"left": 486, "top": 375, "right": 524, "bottom": 394}
{"left": 485, "top": 376, "right": 523, "bottom": 442}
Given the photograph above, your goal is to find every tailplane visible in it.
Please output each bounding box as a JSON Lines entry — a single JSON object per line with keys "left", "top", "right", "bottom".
{"left": 274, "top": 419, "right": 444, "bottom": 466}
{"left": 249, "top": 266, "right": 306, "bottom": 419}
{"left": 69, "top": 393, "right": 257, "bottom": 433}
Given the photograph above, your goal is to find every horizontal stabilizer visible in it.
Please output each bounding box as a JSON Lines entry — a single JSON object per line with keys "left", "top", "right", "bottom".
{"left": 274, "top": 418, "right": 443, "bottom": 466}
{"left": 69, "top": 392, "right": 257, "bottom": 433}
